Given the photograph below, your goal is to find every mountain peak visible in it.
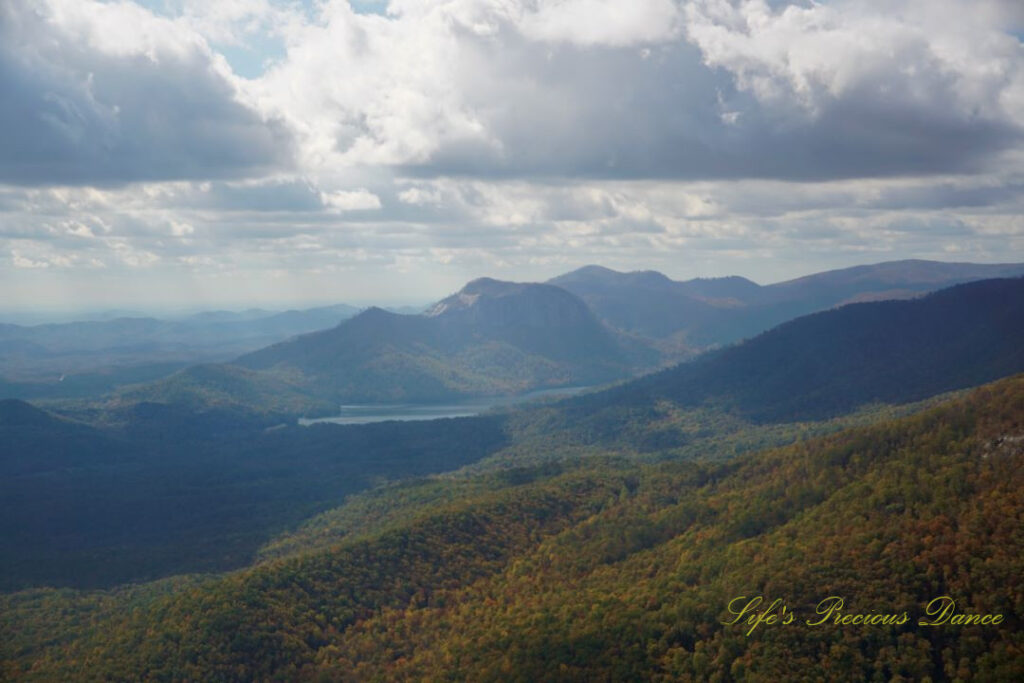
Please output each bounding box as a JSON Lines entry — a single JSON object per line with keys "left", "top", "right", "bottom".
{"left": 565, "top": 265, "right": 622, "bottom": 278}
{"left": 549, "top": 265, "right": 681, "bottom": 289}
{"left": 356, "top": 305, "right": 393, "bottom": 318}
{"left": 236, "top": 274, "right": 628, "bottom": 402}
{"left": 427, "top": 278, "right": 540, "bottom": 317}
{"left": 460, "top": 277, "right": 522, "bottom": 295}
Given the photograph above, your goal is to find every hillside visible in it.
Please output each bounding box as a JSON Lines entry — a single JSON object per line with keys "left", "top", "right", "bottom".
{"left": 0, "top": 399, "right": 133, "bottom": 476}
{"left": 764, "top": 258, "right": 1024, "bottom": 304}
{"left": 0, "top": 304, "right": 359, "bottom": 364}
{"left": 0, "top": 395, "right": 510, "bottom": 590}
{"left": 5, "top": 375, "right": 1021, "bottom": 680}
{"left": 235, "top": 278, "right": 636, "bottom": 402}
{"left": 549, "top": 265, "right": 742, "bottom": 340}
{"left": 4, "top": 276, "right": 1020, "bottom": 593}
{"left": 551, "top": 259, "right": 1024, "bottom": 346}
{"left": 117, "top": 363, "right": 336, "bottom": 418}
{"left": 0, "top": 303, "right": 359, "bottom": 400}
{"left": 552, "top": 276, "right": 1024, "bottom": 432}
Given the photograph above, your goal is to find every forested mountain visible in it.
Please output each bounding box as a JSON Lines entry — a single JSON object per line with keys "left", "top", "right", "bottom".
{"left": 555, "top": 276, "right": 1024, "bottom": 428}
{"left": 3, "top": 276, "right": 1021, "bottom": 593}
{"left": 118, "top": 363, "right": 336, "bottom": 419}
{"left": 235, "top": 278, "right": 639, "bottom": 402}
{"left": 15, "top": 260, "right": 1017, "bottom": 409}
{"left": 764, "top": 258, "right": 1024, "bottom": 304}
{"left": 549, "top": 265, "right": 750, "bottom": 340}
{"left": 0, "top": 399, "right": 132, "bottom": 475}
{"left": 5, "top": 375, "right": 1020, "bottom": 680}
{"left": 551, "top": 259, "right": 1024, "bottom": 346}
{"left": 0, "top": 303, "right": 359, "bottom": 399}
{"left": 0, "top": 399, "right": 510, "bottom": 590}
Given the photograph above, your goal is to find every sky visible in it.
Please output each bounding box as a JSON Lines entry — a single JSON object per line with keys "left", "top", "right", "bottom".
{"left": 1, "top": 0, "right": 1023, "bottom": 312}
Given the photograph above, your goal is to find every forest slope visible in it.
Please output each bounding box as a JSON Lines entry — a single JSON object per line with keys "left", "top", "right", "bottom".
{"left": 5, "top": 375, "right": 1021, "bottom": 680}
{"left": 551, "top": 259, "right": 1024, "bottom": 346}
{"left": 234, "top": 278, "right": 637, "bottom": 403}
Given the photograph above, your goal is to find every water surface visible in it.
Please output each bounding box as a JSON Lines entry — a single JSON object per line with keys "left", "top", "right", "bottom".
{"left": 299, "top": 385, "right": 592, "bottom": 426}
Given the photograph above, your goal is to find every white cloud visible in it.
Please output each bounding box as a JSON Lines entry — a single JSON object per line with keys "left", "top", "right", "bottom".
{"left": 234, "top": 0, "right": 1023, "bottom": 183}
{"left": 398, "top": 186, "right": 444, "bottom": 206}
{"left": 170, "top": 220, "right": 195, "bottom": 237}
{"left": 684, "top": 0, "right": 1023, "bottom": 122}
{"left": 6, "top": 0, "right": 1023, "bottom": 185}
{"left": 11, "top": 251, "right": 53, "bottom": 269}
{"left": 519, "top": 0, "right": 683, "bottom": 46}
{"left": 177, "top": 0, "right": 296, "bottom": 45}
{"left": 0, "top": 0, "right": 293, "bottom": 185}
{"left": 320, "top": 188, "right": 383, "bottom": 212}
{"left": 1, "top": 0, "right": 1023, "bottom": 307}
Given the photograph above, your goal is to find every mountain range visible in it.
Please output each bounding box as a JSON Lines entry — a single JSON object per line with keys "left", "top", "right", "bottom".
{"left": 114, "top": 259, "right": 1024, "bottom": 412}
{"left": 0, "top": 303, "right": 360, "bottom": 399}
{"left": 234, "top": 278, "right": 636, "bottom": 404}
{"left": 567, "top": 276, "right": 1024, "bottom": 424}
{"left": 550, "top": 259, "right": 1024, "bottom": 346}
{"left": 3, "top": 260, "right": 1024, "bottom": 679}
{"left": 3, "top": 269, "right": 1023, "bottom": 592}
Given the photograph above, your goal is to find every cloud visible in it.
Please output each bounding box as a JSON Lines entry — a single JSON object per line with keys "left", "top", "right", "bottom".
{"left": 0, "top": 0, "right": 293, "bottom": 186}
{"left": 1, "top": 0, "right": 1023, "bottom": 308}
{"left": 321, "top": 188, "right": 382, "bottom": 212}
{"left": 518, "top": 0, "right": 684, "bottom": 47}
{"left": 3, "top": 172, "right": 1021, "bottom": 307}
{"left": 6, "top": 0, "right": 1023, "bottom": 186}
{"left": 236, "top": 0, "right": 1024, "bottom": 184}
{"left": 679, "top": 0, "right": 1024, "bottom": 177}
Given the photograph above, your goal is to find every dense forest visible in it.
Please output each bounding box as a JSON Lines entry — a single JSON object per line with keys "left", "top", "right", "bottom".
{"left": 3, "top": 277, "right": 1022, "bottom": 595}
{"left": 566, "top": 276, "right": 1024, "bottom": 423}
{"left": 3, "top": 375, "right": 1021, "bottom": 680}
{"left": 2, "top": 274, "right": 1023, "bottom": 680}
{"left": 3, "top": 0, "right": 1023, "bottom": 668}
{"left": 0, "top": 403, "right": 509, "bottom": 590}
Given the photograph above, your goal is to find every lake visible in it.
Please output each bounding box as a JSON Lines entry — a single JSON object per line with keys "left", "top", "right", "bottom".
{"left": 298, "top": 385, "right": 592, "bottom": 426}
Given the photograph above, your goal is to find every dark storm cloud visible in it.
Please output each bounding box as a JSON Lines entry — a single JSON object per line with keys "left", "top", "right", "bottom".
{"left": 394, "top": 26, "right": 1021, "bottom": 182}
{"left": 0, "top": 1, "right": 293, "bottom": 186}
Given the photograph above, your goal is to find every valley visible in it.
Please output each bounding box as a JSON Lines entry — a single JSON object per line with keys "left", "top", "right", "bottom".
{"left": 2, "top": 261, "right": 1023, "bottom": 680}
{"left": 7, "top": 5, "right": 1022, "bottom": 677}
